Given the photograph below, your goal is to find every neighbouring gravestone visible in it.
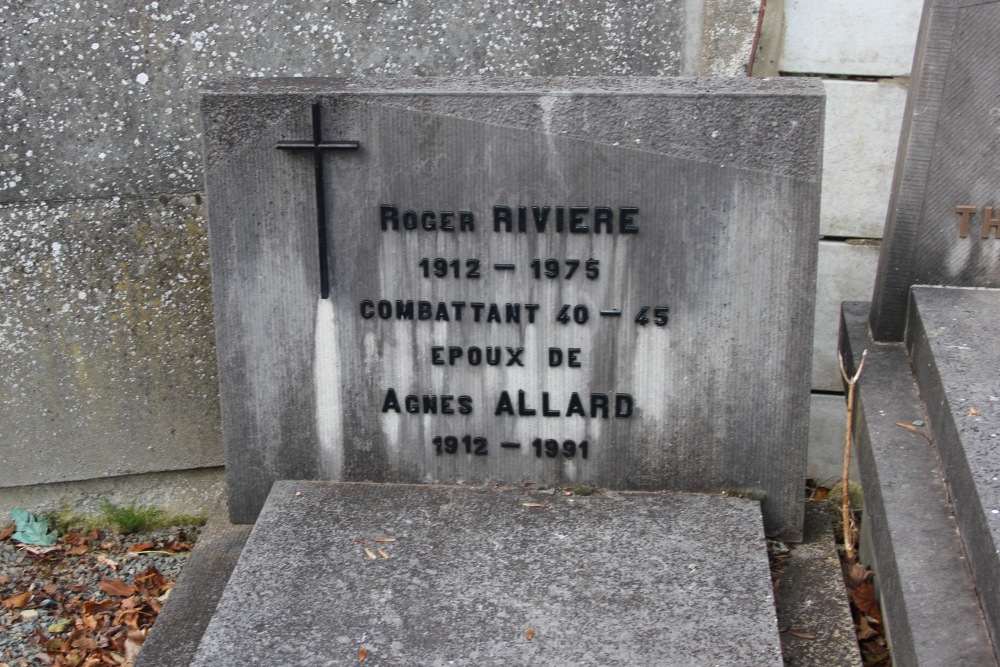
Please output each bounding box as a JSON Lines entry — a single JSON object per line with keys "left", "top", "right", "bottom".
{"left": 839, "top": 2, "right": 1000, "bottom": 662}
{"left": 202, "top": 77, "right": 824, "bottom": 541}
{"left": 869, "top": 0, "right": 1000, "bottom": 341}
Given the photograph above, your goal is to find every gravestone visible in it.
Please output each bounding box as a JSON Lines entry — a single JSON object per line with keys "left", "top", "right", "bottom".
{"left": 869, "top": 0, "right": 1000, "bottom": 341}
{"left": 839, "top": 1, "right": 1000, "bottom": 662}
{"left": 202, "top": 77, "right": 824, "bottom": 541}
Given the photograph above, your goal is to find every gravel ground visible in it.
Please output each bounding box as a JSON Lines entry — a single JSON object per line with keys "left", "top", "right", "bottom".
{"left": 0, "top": 524, "right": 199, "bottom": 666}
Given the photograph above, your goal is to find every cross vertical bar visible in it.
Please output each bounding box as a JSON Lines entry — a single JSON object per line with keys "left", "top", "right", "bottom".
{"left": 311, "top": 102, "right": 330, "bottom": 299}
{"left": 276, "top": 101, "right": 360, "bottom": 299}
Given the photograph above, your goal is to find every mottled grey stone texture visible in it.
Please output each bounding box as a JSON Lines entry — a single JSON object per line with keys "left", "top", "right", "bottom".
{"left": 191, "top": 481, "right": 782, "bottom": 667}
{"left": 870, "top": 0, "right": 1000, "bottom": 341}
{"left": 840, "top": 301, "right": 999, "bottom": 666}
{"left": 0, "top": 1, "right": 756, "bottom": 205}
{"left": 204, "top": 78, "right": 823, "bottom": 540}
{"left": 906, "top": 286, "right": 1000, "bottom": 655}
{"left": 0, "top": 194, "right": 222, "bottom": 486}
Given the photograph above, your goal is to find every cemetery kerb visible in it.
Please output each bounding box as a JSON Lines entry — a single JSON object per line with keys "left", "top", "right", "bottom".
{"left": 203, "top": 77, "right": 824, "bottom": 541}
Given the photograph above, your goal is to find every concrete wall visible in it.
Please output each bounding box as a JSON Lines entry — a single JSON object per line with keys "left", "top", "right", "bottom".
{"left": 0, "top": 0, "right": 761, "bottom": 515}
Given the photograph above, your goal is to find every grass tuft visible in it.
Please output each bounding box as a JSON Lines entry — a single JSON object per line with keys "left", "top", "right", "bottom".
{"left": 99, "top": 501, "right": 163, "bottom": 533}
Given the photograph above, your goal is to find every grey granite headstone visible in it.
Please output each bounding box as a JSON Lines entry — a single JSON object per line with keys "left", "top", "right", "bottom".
{"left": 869, "top": 0, "right": 1000, "bottom": 341}
{"left": 190, "top": 481, "right": 782, "bottom": 667}
{"left": 203, "top": 78, "right": 823, "bottom": 540}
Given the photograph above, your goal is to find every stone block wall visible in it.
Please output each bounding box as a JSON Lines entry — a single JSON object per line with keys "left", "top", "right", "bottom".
{"left": 756, "top": 1, "right": 921, "bottom": 482}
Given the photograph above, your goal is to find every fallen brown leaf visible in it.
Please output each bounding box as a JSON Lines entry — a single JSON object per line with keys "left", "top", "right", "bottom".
{"left": 526, "top": 627, "right": 534, "bottom": 641}
{"left": 99, "top": 579, "right": 136, "bottom": 597}
{"left": 97, "top": 555, "right": 119, "bottom": 570}
{"left": 359, "top": 647, "right": 368, "bottom": 661}
{"left": 811, "top": 487, "right": 829, "bottom": 501}
{"left": 374, "top": 538, "right": 396, "bottom": 543}
{"left": 850, "top": 582, "right": 881, "bottom": 621}
{"left": 0, "top": 522, "right": 15, "bottom": 541}
{"left": 127, "top": 542, "right": 155, "bottom": 553}
{"left": 789, "top": 631, "right": 815, "bottom": 639}
{"left": 857, "top": 615, "right": 879, "bottom": 640}
{"left": 67, "top": 545, "right": 90, "bottom": 556}
{"left": 2, "top": 591, "right": 32, "bottom": 609}
{"left": 844, "top": 562, "right": 872, "bottom": 589}
{"left": 965, "top": 407, "right": 980, "bottom": 416}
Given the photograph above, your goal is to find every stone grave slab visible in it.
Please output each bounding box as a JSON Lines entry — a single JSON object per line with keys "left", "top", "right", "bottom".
{"left": 189, "top": 481, "right": 782, "bottom": 667}
{"left": 840, "top": 300, "right": 1000, "bottom": 666}
{"left": 906, "top": 285, "right": 1000, "bottom": 648}
{"left": 202, "top": 78, "right": 824, "bottom": 540}
{"left": 869, "top": 0, "right": 1000, "bottom": 341}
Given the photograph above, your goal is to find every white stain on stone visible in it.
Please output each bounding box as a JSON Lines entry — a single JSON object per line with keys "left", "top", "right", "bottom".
{"left": 314, "top": 297, "right": 343, "bottom": 480}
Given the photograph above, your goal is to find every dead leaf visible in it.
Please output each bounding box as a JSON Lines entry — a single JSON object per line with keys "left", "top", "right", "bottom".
{"left": 2, "top": 591, "right": 32, "bottom": 609}
{"left": 123, "top": 629, "right": 146, "bottom": 665}
{"left": 850, "top": 582, "right": 881, "bottom": 620}
{"left": 844, "top": 562, "right": 872, "bottom": 589}
{"left": 127, "top": 542, "right": 155, "bottom": 553}
{"left": 359, "top": 647, "right": 368, "bottom": 662}
{"left": 97, "top": 555, "right": 119, "bottom": 570}
{"left": 526, "top": 627, "right": 534, "bottom": 641}
{"left": 789, "top": 631, "right": 815, "bottom": 639}
{"left": 99, "top": 579, "right": 136, "bottom": 597}
{"left": 811, "top": 487, "right": 829, "bottom": 501}
{"left": 965, "top": 407, "right": 980, "bottom": 416}
{"left": 374, "top": 538, "right": 396, "bottom": 543}
{"left": 521, "top": 503, "right": 549, "bottom": 508}
{"left": 67, "top": 545, "right": 90, "bottom": 556}
{"left": 363, "top": 548, "right": 377, "bottom": 560}
{"left": 377, "top": 548, "right": 389, "bottom": 559}
{"left": 894, "top": 422, "right": 919, "bottom": 431}
{"left": 0, "top": 522, "right": 15, "bottom": 541}
{"left": 857, "top": 615, "right": 879, "bottom": 640}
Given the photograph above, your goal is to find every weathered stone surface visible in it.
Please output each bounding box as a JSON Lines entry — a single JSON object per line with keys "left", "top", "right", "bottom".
{"left": 840, "top": 301, "right": 999, "bottom": 667}
{"left": 0, "top": 1, "right": 754, "bottom": 205}
{"left": 819, "top": 80, "right": 907, "bottom": 239}
{"left": 813, "top": 240, "right": 880, "bottom": 391}
{"left": 136, "top": 499, "right": 252, "bottom": 667}
{"left": 907, "top": 285, "right": 1000, "bottom": 653}
{"left": 807, "top": 394, "right": 859, "bottom": 485}
{"left": 0, "top": 195, "right": 222, "bottom": 486}
{"left": 779, "top": 0, "right": 921, "bottom": 76}
{"left": 191, "top": 481, "right": 782, "bottom": 667}
{"left": 775, "top": 503, "right": 861, "bottom": 667}
{"left": 870, "top": 0, "right": 1000, "bottom": 340}
{"left": 204, "top": 78, "right": 823, "bottom": 540}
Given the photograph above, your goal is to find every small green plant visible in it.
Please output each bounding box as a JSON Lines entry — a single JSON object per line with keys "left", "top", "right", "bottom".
{"left": 572, "top": 484, "right": 595, "bottom": 496}
{"left": 100, "top": 501, "right": 162, "bottom": 533}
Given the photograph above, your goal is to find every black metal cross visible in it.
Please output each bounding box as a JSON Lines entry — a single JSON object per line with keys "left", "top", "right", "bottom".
{"left": 276, "top": 101, "right": 359, "bottom": 299}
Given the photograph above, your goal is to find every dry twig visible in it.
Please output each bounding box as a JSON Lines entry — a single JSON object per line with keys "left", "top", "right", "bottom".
{"left": 838, "top": 349, "right": 867, "bottom": 564}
